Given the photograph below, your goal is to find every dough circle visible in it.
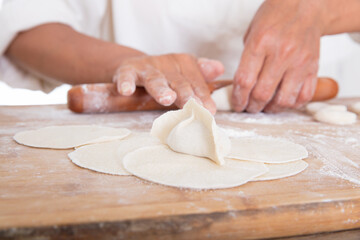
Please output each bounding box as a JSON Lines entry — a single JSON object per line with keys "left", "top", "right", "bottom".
{"left": 123, "top": 145, "right": 268, "bottom": 189}
{"left": 68, "top": 132, "right": 160, "bottom": 175}
{"left": 349, "top": 101, "right": 360, "bottom": 114}
{"left": 228, "top": 137, "right": 308, "bottom": 163}
{"left": 314, "top": 109, "right": 357, "bottom": 125}
{"left": 253, "top": 160, "right": 308, "bottom": 181}
{"left": 306, "top": 102, "right": 347, "bottom": 115}
{"left": 14, "top": 125, "right": 131, "bottom": 149}
{"left": 306, "top": 102, "right": 329, "bottom": 115}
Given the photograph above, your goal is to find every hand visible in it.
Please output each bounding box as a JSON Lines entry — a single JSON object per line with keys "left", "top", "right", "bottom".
{"left": 113, "top": 54, "right": 224, "bottom": 114}
{"left": 232, "top": 0, "right": 324, "bottom": 113}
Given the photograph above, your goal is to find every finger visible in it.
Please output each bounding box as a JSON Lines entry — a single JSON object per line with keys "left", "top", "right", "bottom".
{"left": 167, "top": 73, "right": 198, "bottom": 109}
{"left": 263, "top": 70, "right": 304, "bottom": 113}
{"left": 294, "top": 74, "right": 317, "bottom": 108}
{"left": 179, "top": 58, "right": 217, "bottom": 114}
{"left": 245, "top": 56, "right": 286, "bottom": 113}
{"left": 192, "top": 82, "right": 217, "bottom": 115}
{"left": 113, "top": 66, "right": 137, "bottom": 96}
{"left": 141, "top": 67, "right": 177, "bottom": 106}
{"left": 232, "top": 46, "right": 266, "bottom": 112}
{"left": 197, "top": 58, "right": 225, "bottom": 83}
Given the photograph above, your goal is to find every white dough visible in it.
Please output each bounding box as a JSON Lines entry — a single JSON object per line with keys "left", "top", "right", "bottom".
{"left": 14, "top": 125, "right": 131, "bottom": 149}
{"left": 314, "top": 109, "right": 357, "bottom": 125}
{"left": 123, "top": 145, "right": 268, "bottom": 189}
{"left": 228, "top": 137, "right": 308, "bottom": 163}
{"left": 306, "top": 102, "right": 329, "bottom": 115}
{"left": 211, "top": 85, "right": 233, "bottom": 111}
{"left": 68, "top": 132, "right": 160, "bottom": 175}
{"left": 306, "top": 102, "right": 347, "bottom": 115}
{"left": 151, "top": 98, "right": 231, "bottom": 165}
{"left": 321, "top": 105, "right": 347, "bottom": 112}
{"left": 349, "top": 101, "right": 360, "bottom": 114}
{"left": 252, "top": 160, "right": 308, "bottom": 181}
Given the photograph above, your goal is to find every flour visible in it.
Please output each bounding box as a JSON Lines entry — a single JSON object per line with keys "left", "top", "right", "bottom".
{"left": 216, "top": 110, "right": 312, "bottom": 125}
{"left": 4, "top": 104, "right": 360, "bottom": 189}
{"left": 82, "top": 85, "right": 110, "bottom": 113}
{"left": 220, "top": 127, "right": 257, "bottom": 138}
{"left": 285, "top": 127, "right": 360, "bottom": 186}
{"left": 217, "top": 107, "right": 360, "bottom": 186}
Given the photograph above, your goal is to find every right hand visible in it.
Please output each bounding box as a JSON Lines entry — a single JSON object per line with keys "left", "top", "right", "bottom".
{"left": 112, "top": 54, "right": 224, "bottom": 114}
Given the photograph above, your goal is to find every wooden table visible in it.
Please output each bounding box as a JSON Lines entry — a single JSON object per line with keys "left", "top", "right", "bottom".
{"left": 1, "top": 99, "right": 360, "bottom": 239}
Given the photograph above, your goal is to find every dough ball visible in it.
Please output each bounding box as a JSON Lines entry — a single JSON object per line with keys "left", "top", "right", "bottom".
{"left": 321, "top": 105, "right": 347, "bottom": 112}
{"left": 211, "top": 85, "right": 233, "bottom": 111}
{"left": 228, "top": 137, "right": 308, "bottom": 163}
{"left": 252, "top": 160, "right": 308, "bottom": 181}
{"left": 151, "top": 98, "right": 230, "bottom": 165}
{"left": 314, "top": 109, "right": 357, "bottom": 125}
{"left": 123, "top": 145, "right": 268, "bottom": 189}
{"left": 306, "top": 102, "right": 347, "bottom": 115}
{"left": 14, "top": 125, "right": 131, "bottom": 149}
{"left": 349, "top": 101, "right": 360, "bottom": 114}
{"left": 68, "top": 132, "right": 160, "bottom": 175}
{"left": 306, "top": 102, "right": 329, "bottom": 115}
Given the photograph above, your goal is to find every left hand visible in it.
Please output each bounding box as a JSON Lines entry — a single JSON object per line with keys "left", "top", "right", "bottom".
{"left": 232, "top": 0, "right": 324, "bottom": 113}
{"left": 112, "top": 54, "right": 224, "bottom": 114}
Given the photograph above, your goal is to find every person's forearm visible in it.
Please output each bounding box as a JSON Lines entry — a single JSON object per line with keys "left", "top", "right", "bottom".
{"left": 5, "top": 23, "right": 145, "bottom": 85}
{"left": 320, "top": 0, "right": 360, "bottom": 35}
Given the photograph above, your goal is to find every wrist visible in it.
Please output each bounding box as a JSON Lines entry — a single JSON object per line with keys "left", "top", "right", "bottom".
{"left": 317, "top": 0, "right": 360, "bottom": 35}
{"left": 103, "top": 44, "right": 146, "bottom": 83}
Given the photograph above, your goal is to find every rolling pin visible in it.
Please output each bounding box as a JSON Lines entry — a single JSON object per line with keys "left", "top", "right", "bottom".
{"left": 68, "top": 77, "right": 338, "bottom": 113}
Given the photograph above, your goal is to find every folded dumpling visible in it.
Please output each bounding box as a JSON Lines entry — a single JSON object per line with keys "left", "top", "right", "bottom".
{"left": 151, "top": 98, "right": 230, "bottom": 165}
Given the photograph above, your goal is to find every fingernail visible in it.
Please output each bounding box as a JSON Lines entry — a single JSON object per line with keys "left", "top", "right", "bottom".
{"left": 201, "top": 63, "right": 213, "bottom": 76}
{"left": 159, "top": 90, "right": 176, "bottom": 106}
{"left": 159, "top": 95, "right": 173, "bottom": 106}
{"left": 120, "top": 82, "right": 133, "bottom": 95}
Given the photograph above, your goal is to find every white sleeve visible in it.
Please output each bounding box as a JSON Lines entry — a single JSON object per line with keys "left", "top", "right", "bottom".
{"left": 349, "top": 33, "right": 360, "bottom": 43}
{"left": 0, "top": 0, "right": 81, "bottom": 55}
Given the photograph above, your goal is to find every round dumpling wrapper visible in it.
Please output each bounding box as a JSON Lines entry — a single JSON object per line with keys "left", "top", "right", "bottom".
{"left": 69, "top": 132, "right": 160, "bottom": 175}
{"left": 123, "top": 145, "right": 268, "bottom": 190}
{"left": 228, "top": 137, "right": 308, "bottom": 163}
{"left": 14, "top": 125, "right": 131, "bottom": 149}
{"left": 253, "top": 160, "right": 308, "bottom": 181}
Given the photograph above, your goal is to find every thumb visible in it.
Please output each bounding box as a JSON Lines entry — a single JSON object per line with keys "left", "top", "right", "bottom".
{"left": 197, "top": 58, "right": 225, "bottom": 82}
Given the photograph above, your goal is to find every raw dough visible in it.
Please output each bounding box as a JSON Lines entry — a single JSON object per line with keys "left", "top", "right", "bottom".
{"left": 228, "top": 137, "right": 308, "bottom": 163}
{"left": 151, "top": 98, "right": 230, "bottom": 165}
{"left": 252, "top": 160, "right": 308, "bottom": 181}
{"left": 306, "top": 102, "right": 346, "bottom": 115}
{"left": 349, "top": 101, "right": 360, "bottom": 114}
{"left": 320, "top": 105, "right": 347, "bottom": 112}
{"left": 123, "top": 145, "right": 268, "bottom": 189}
{"left": 211, "top": 85, "right": 233, "bottom": 111}
{"left": 314, "top": 109, "right": 357, "bottom": 125}
{"left": 14, "top": 125, "right": 130, "bottom": 149}
{"left": 306, "top": 102, "right": 329, "bottom": 115}
{"left": 68, "top": 132, "right": 160, "bottom": 175}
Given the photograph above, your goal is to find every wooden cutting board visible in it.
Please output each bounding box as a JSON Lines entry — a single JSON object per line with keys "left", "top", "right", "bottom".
{"left": 0, "top": 99, "right": 360, "bottom": 239}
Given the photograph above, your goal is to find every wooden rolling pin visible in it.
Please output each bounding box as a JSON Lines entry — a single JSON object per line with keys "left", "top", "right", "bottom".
{"left": 68, "top": 77, "right": 338, "bottom": 113}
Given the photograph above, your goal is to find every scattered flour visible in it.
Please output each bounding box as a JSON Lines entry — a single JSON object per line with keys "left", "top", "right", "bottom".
{"left": 216, "top": 111, "right": 312, "bottom": 125}
{"left": 3, "top": 104, "right": 360, "bottom": 190}
{"left": 285, "top": 128, "right": 360, "bottom": 186}
{"left": 220, "top": 127, "right": 257, "bottom": 138}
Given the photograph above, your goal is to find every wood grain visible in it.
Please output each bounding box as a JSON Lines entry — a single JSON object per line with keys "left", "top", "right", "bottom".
{"left": 0, "top": 99, "right": 360, "bottom": 239}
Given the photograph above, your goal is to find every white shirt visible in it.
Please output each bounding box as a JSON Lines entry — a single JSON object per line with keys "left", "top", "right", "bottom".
{"left": 0, "top": 0, "right": 359, "bottom": 99}
{"left": 0, "top": 0, "right": 263, "bottom": 91}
